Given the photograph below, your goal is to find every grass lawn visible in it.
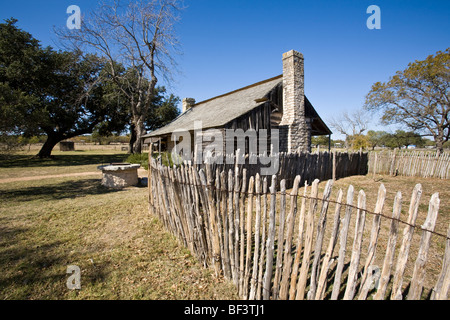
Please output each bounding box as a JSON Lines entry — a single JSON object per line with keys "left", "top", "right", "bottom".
{"left": 0, "top": 152, "right": 238, "bottom": 300}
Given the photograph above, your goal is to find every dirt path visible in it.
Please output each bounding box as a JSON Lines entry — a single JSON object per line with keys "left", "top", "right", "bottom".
{"left": 0, "top": 172, "right": 101, "bottom": 184}
{"left": 0, "top": 169, "right": 148, "bottom": 184}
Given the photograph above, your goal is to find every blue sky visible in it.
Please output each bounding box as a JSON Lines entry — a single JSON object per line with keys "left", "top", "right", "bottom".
{"left": 1, "top": 0, "right": 450, "bottom": 139}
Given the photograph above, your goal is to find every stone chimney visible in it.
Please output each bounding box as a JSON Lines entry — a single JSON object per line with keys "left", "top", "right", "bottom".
{"left": 280, "top": 50, "right": 311, "bottom": 153}
{"left": 182, "top": 98, "right": 196, "bottom": 113}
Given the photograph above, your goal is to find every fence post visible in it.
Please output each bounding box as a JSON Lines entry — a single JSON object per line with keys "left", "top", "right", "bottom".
{"left": 315, "top": 188, "right": 343, "bottom": 300}
{"left": 374, "top": 191, "right": 403, "bottom": 300}
{"left": 390, "top": 183, "right": 422, "bottom": 300}
{"left": 190, "top": 166, "right": 209, "bottom": 267}
{"left": 263, "top": 175, "right": 277, "bottom": 300}
{"left": 296, "top": 179, "right": 320, "bottom": 300}
{"left": 307, "top": 179, "right": 333, "bottom": 300}
{"left": 358, "top": 183, "right": 387, "bottom": 300}
{"left": 432, "top": 224, "right": 450, "bottom": 300}
{"left": 148, "top": 150, "right": 153, "bottom": 211}
{"left": 233, "top": 169, "right": 240, "bottom": 288}
{"left": 407, "top": 193, "right": 440, "bottom": 300}
{"left": 289, "top": 181, "right": 309, "bottom": 300}
{"left": 343, "top": 189, "right": 366, "bottom": 300}
{"left": 200, "top": 166, "right": 222, "bottom": 277}
{"left": 243, "top": 176, "right": 254, "bottom": 299}
{"left": 220, "top": 170, "right": 232, "bottom": 280}
{"left": 273, "top": 179, "right": 287, "bottom": 299}
{"left": 430, "top": 152, "right": 439, "bottom": 178}
{"left": 228, "top": 170, "right": 238, "bottom": 286}
{"left": 330, "top": 184, "right": 354, "bottom": 300}
{"left": 256, "top": 177, "right": 268, "bottom": 300}
{"left": 238, "top": 169, "right": 247, "bottom": 296}
{"left": 279, "top": 175, "right": 301, "bottom": 300}
{"left": 194, "top": 168, "right": 212, "bottom": 264}
{"left": 249, "top": 174, "right": 261, "bottom": 300}
{"left": 332, "top": 149, "right": 336, "bottom": 181}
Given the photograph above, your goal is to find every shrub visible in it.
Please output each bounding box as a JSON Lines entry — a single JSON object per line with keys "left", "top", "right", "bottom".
{"left": 152, "top": 152, "right": 179, "bottom": 168}
{"left": 126, "top": 152, "right": 149, "bottom": 170}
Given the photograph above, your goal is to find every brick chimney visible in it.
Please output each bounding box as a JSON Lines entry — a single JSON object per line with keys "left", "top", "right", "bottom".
{"left": 280, "top": 50, "right": 311, "bottom": 153}
{"left": 182, "top": 98, "right": 196, "bottom": 113}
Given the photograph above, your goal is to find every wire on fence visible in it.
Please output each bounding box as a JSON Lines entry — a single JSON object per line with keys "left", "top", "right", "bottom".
{"left": 150, "top": 166, "right": 449, "bottom": 241}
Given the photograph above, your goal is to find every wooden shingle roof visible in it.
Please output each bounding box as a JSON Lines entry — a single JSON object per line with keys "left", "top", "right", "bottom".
{"left": 143, "top": 75, "right": 283, "bottom": 137}
{"left": 143, "top": 74, "right": 332, "bottom": 138}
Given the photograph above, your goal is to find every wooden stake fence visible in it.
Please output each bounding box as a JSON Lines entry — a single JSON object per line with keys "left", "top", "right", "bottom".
{"left": 148, "top": 156, "right": 449, "bottom": 300}
{"left": 369, "top": 150, "right": 450, "bottom": 179}
{"left": 193, "top": 150, "right": 368, "bottom": 189}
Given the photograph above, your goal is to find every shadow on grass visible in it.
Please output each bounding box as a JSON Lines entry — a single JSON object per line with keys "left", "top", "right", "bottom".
{"left": 0, "top": 153, "right": 128, "bottom": 169}
{"left": 0, "top": 179, "right": 128, "bottom": 202}
{"left": 0, "top": 219, "right": 111, "bottom": 299}
{"left": 0, "top": 235, "right": 66, "bottom": 298}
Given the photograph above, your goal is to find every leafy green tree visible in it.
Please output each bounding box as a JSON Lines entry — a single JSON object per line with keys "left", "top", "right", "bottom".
{"left": 366, "top": 130, "right": 389, "bottom": 150}
{"left": 365, "top": 48, "right": 450, "bottom": 154}
{"left": 0, "top": 18, "right": 46, "bottom": 139}
{"left": 35, "top": 52, "right": 122, "bottom": 158}
{"left": 0, "top": 19, "right": 124, "bottom": 158}
{"left": 383, "top": 130, "right": 425, "bottom": 149}
{"left": 311, "top": 135, "right": 330, "bottom": 147}
{"left": 348, "top": 134, "right": 370, "bottom": 150}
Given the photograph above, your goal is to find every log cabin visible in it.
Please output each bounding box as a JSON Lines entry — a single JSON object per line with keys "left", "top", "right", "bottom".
{"left": 142, "top": 50, "right": 332, "bottom": 158}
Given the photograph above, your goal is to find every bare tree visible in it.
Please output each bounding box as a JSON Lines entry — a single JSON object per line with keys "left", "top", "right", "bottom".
{"left": 57, "top": 0, "right": 183, "bottom": 153}
{"left": 328, "top": 109, "right": 369, "bottom": 149}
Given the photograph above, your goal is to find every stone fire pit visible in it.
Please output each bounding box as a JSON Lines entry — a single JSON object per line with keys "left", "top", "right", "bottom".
{"left": 97, "top": 163, "right": 141, "bottom": 188}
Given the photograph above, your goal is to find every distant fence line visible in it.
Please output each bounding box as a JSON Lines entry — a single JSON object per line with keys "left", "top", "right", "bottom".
{"left": 369, "top": 150, "right": 450, "bottom": 179}
{"left": 148, "top": 157, "right": 450, "bottom": 300}
{"left": 276, "top": 151, "right": 368, "bottom": 188}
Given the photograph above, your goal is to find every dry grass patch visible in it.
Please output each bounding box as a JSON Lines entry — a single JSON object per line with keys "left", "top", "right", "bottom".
{"left": 0, "top": 176, "right": 238, "bottom": 300}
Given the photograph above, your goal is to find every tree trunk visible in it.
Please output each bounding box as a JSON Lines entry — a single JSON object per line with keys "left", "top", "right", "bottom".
{"left": 37, "top": 134, "right": 62, "bottom": 158}
{"left": 435, "top": 134, "right": 444, "bottom": 156}
{"left": 128, "top": 123, "right": 136, "bottom": 154}
{"left": 132, "top": 117, "right": 145, "bottom": 154}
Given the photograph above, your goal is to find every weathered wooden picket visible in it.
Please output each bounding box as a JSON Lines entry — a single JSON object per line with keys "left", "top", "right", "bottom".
{"left": 369, "top": 150, "right": 450, "bottom": 179}
{"left": 148, "top": 157, "right": 450, "bottom": 300}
